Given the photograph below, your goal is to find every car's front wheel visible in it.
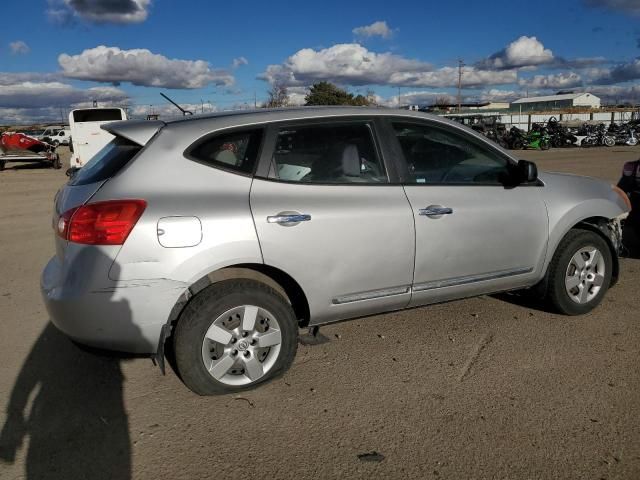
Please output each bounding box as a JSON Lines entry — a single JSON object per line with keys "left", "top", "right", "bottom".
{"left": 174, "top": 279, "right": 298, "bottom": 395}
{"left": 545, "top": 229, "right": 612, "bottom": 315}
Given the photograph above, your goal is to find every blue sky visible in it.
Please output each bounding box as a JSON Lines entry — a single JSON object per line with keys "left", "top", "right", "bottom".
{"left": 1, "top": 0, "right": 639, "bottom": 123}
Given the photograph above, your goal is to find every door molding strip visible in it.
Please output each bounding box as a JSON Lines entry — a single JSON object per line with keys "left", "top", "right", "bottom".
{"left": 412, "top": 267, "right": 534, "bottom": 293}
{"left": 332, "top": 285, "right": 411, "bottom": 305}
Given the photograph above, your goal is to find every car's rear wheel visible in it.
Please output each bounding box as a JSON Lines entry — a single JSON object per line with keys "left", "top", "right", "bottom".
{"left": 174, "top": 279, "right": 298, "bottom": 395}
{"left": 545, "top": 229, "right": 612, "bottom": 315}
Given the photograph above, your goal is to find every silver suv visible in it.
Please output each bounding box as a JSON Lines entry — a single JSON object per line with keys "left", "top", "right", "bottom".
{"left": 42, "top": 107, "right": 630, "bottom": 395}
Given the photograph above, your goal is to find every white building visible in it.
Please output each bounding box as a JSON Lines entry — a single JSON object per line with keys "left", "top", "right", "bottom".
{"left": 511, "top": 93, "right": 601, "bottom": 112}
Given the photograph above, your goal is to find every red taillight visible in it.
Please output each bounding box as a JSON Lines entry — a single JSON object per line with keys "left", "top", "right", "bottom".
{"left": 57, "top": 200, "right": 146, "bottom": 245}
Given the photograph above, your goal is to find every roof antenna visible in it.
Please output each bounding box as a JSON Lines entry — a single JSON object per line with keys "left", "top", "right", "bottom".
{"left": 160, "top": 92, "right": 194, "bottom": 116}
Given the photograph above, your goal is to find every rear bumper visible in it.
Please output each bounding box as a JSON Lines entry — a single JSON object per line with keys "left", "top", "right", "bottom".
{"left": 41, "top": 255, "right": 188, "bottom": 354}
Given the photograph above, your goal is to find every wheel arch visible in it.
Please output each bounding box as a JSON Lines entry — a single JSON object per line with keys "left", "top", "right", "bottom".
{"left": 545, "top": 215, "right": 620, "bottom": 288}
{"left": 166, "top": 263, "right": 311, "bottom": 335}
{"left": 573, "top": 217, "right": 620, "bottom": 286}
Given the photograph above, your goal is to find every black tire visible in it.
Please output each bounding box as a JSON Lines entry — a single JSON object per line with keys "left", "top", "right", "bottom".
{"left": 544, "top": 229, "right": 613, "bottom": 315}
{"left": 174, "top": 279, "right": 298, "bottom": 395}
{"left": 0, "top": 160, "right": 5, "bottom": 171}
{"left": 540, "top": 139, "right": 551, "bottom": 150}
{"left": 53, "top": 140, "right": 60, "bottom": 147}
{"left": 511, "top": 138, "right": 524, "bottom": 150}
{"left": 52, "top": 155, "right": 62, "bottom": 169}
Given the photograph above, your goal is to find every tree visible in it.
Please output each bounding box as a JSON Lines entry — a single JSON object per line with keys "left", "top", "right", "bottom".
{"left": 264, "top": 82, "right": 289, "bottom": 108}
{"left": 433, "top": 95, "right": 454, "bottom": 110}
{"left": 304, "top": 81, "right": 372, "bottom": 106}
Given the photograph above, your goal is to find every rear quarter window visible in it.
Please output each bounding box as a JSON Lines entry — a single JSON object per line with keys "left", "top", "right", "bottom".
{"left": 185, "top": 128, "right": 264, "bottom": 175}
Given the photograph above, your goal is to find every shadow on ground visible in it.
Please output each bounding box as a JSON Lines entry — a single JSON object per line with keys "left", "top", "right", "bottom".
{"left": 0, "top": 250, "right": 142, "bottom": 479}
{"left": 0, "top": 324, "right": 131, "bottom": 479}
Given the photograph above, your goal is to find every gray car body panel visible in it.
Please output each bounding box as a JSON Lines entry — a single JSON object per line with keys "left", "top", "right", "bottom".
{"left": 41, "top": 107, "right": 629, "bottom": 354}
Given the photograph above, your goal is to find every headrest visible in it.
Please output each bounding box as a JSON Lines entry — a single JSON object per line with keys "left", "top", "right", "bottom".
{"left": 341, "top": 144, "right": 360, "bottom": 177}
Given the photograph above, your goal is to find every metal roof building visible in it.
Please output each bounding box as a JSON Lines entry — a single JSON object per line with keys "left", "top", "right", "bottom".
{"left": 511, "top": 93, "right": 601, "bottom": 112}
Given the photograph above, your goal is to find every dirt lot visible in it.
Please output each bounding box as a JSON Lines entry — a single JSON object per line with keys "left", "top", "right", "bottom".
{"left": 0, "top": 147, "right": 639, "bottom": 480}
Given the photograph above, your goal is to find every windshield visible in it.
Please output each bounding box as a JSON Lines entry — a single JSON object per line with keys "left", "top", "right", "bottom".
{"left": 69, "top": 137, "right": 141, "bottom": 186}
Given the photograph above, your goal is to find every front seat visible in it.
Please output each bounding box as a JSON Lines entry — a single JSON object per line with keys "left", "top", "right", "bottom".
{"left": 312, "top": 143, "right": 361, "bottom": 182}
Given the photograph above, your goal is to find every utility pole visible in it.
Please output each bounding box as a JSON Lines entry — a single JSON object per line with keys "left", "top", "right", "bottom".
{"left": 457, "top": 59, "right": 464, "bottom": 113}
{"left": 254, "top": 91, "right": 257, "bottom": 108}
{"left": 398, "top": 86, "right": 401, "bottom": 108}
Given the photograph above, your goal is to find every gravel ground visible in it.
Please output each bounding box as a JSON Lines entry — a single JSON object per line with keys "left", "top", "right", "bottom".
{"left": 0, "top": 146, "right": 639, "bottom": 480}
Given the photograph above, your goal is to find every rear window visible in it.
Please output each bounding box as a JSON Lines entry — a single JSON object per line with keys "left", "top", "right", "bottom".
{"left": 73, "top": 109, "right": 124, "bottom": 122}
{"left": 69, "top": 138, "right": 141, "bottom": 186}
{"left": 186, "top": 128, "right": 263, "bottom": 175}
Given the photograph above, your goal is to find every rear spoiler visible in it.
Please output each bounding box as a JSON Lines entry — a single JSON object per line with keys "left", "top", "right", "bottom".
{"left": 101, "top": 120, "right": 165, "bottom": 146}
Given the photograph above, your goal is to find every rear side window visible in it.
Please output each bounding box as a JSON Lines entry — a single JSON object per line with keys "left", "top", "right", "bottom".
{"left": 187, "top": 129, "right": 263, "bottom": 175}
{"left": 69, "top": 137, "right": 141, "bottom": 186}
{"left": 267, "top": 123, "right": 387, "bottom": 184}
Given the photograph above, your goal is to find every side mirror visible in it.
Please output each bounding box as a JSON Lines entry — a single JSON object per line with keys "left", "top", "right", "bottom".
{"left": 517, "top": 159, "right": 538, "bottom": 184}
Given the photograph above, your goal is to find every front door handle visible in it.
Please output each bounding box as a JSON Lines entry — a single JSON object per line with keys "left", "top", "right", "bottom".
{"left": 267, "top": 212, "right": 311, "bottom": 226}
{"left": 419, "top": 205, "right": 453, "bottom": 218}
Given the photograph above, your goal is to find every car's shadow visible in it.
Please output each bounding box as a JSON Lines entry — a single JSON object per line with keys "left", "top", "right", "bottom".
{"left": 491, "top": 291, "right": 554, "bottom": 314}
{"left": 0, "top": 324, "right": 133, "bottom": 479}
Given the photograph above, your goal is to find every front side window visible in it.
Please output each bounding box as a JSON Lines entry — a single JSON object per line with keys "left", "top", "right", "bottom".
{"left": 268, "top": 123, "right": 387, "bottom": 184}
{"left": 187, "top": 129, "right": 263, "bottom": 175}
{"left": 392, "top": 122, "right": 511, "bottom": 185}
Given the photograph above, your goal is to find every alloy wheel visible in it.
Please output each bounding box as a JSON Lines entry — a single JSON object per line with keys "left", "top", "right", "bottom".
{"left": 201, "top": 305, "right": 282, "bottom": 386}
{"left": 564, "top": 246, "right": 606, "bottom": 304}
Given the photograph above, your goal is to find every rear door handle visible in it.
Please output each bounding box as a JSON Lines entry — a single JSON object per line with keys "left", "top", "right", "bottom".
{"left": 419, "top": 205, "right": 453, "bottom": 218}
{"left": 267, "top": 212, "right": 311, "bottom": 226}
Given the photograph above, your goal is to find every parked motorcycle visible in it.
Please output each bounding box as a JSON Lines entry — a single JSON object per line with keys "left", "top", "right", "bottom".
{"left": 505, "top": 125, "right": 550, "bottom": 150}
{"left": 546, "top": 117, "right": 578, "bottom": 148}
{"left": 608, "top": 123, "right": 638, "bottom": 146}
{"left": 579, "top": 123, "right": 615, "bottom": 147}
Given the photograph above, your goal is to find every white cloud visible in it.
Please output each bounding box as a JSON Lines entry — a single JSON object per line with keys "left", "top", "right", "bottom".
{"left": 0, "top": 78, "right": 129, "bottom": 124}
{"left": 353, "top": 21, "right": 393, "bottom": 39}
{"left": 0, "top": 73, "right": 62, "bottom": 85}
{"left": 480, "top": 36, "right": 554, "bottom": 69}
{"left": 519, "top": 72, "right": 583, "bottom": 89}
{"left": 285, "top": 86, "right": 308, "bottom": 106}
{"left": 589, "top": 58, "right": 640, "bottom": 84}
{"left": 59, "top": 46, "right": 234, "bottom": 89}
{"left": 389, "top": 66, "right": 517, "bottom": 88}
{"left": 47, "top": 0, "right": 151, "bottom": 24}
{"left": 260, "top": 43, "right": 518, "bottom": 89}
{"left": 0, "top": 81, "right": 127, "bottom": 109}
{"left": 9, "top": 41, "right": 30, "bottom": 55}
{"left": 232, "top": 57, "right": 248, "bottom": 68}
{"left": 260, "top": 43, "right": 432, "bottom": 87}
{"left": 478, "top": 89, "right": 521, "bottom": 102}
{"left": 587, "top": 84, "right": 640, "bottom": 103}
